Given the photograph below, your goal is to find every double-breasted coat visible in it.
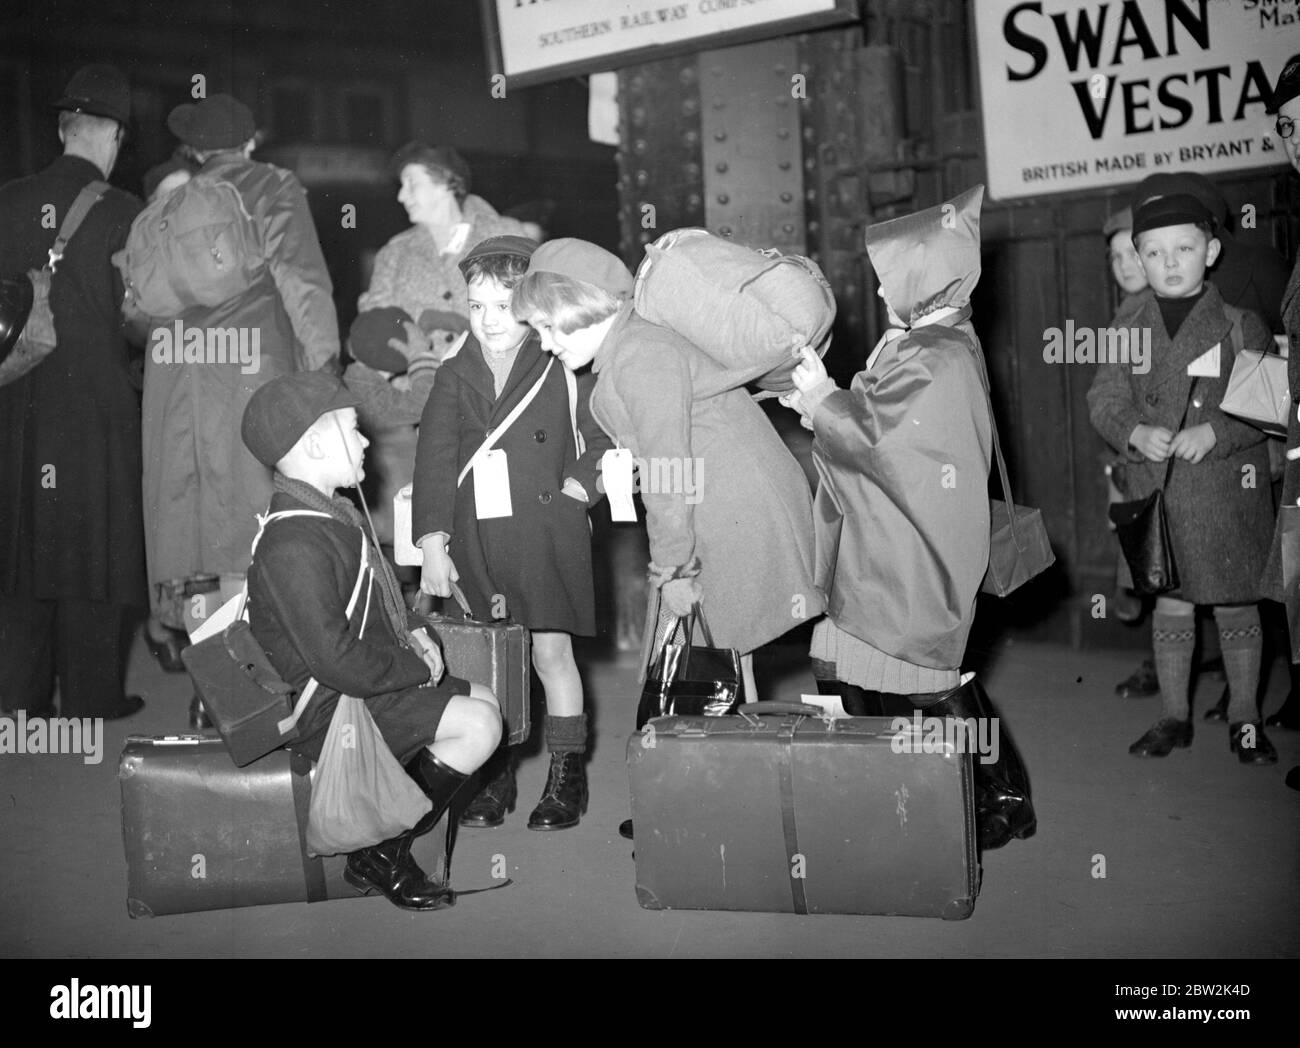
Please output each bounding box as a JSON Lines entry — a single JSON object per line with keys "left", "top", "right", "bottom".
{"left": 0, "top": 154, "right": 146, "bottom": 608}
{"left": 411, "top": 332, "right": 611, "bottom": 634}
{"left": 1259, "top": 255, "right": 1300, "bottom": 606}
{"left": 141, "top": 155, "right": 339, "bottom": 618}
{"left": 1087, "top": 284, "right": 1274, "bottom": 605}
{"left": 589, "top": 303, "right": 824, "bottom": 655}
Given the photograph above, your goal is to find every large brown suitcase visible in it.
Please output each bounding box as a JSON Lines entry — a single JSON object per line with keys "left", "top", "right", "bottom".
{"left": 119, "top": 734, "right": 356, "bottom": 918}
{"left": 418, "top": 586, "right": 531, "bottom": 746}
{"left": 627, "top": 704, "right": 979, "bottom": 918}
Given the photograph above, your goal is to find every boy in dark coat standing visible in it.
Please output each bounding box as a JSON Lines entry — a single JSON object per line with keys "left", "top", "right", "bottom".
{"left": 1088, "top": 185, "right": 1277, "bottom": 765}
{"left": 0, "top": 64, "right": 146, "bottom": 719}
{"left": 241, "top": 371, "right": 501, "bottom": 910}
{"left": 414, "top": 235, "right": 612, "bottom": 831}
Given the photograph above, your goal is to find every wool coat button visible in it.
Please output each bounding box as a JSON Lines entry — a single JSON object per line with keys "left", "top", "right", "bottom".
{"left": 443, "top": 291, "right": 453, "bottom": 300}
{"left": 534, "top": 429, "right": 547, "bottom": 442}
{"left": 538, "top": 491, "right": 552, "bottom": 504}
{"left": 1145, "top": 392, "right": 1159, "bottom": 406}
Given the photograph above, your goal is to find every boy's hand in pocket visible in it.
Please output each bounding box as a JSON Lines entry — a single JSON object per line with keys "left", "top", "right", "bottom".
{"left": 1170, "top": 422, "right": 1217, "bottom": 464}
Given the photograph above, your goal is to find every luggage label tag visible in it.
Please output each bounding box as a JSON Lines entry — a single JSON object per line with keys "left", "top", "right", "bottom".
{"left": 1187, "top": 344, "right": 1220, "bottom": 378}
{"left": 602, "top": 447, "right": 637, "bottom": 522}
{"left": 474, "top": 449, "right": 513, "bottom": 519}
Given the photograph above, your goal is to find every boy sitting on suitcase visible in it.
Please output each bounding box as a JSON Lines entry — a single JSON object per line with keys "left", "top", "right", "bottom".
{"left": 240, "top": 371, "right": 501, "bottom": 911}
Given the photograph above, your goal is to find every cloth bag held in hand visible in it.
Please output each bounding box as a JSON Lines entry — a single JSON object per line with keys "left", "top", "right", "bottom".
{"left": 972, "top": 339, "right": 1055, "bottom": 596}
{"left": 636, "top": 603, "right": 744, "bottom": 730}
{"left": 305, "top": 556, "right": 432, "bottom": 857}
{"left": 0, "top": 181, "right": 109, "bottom": 388}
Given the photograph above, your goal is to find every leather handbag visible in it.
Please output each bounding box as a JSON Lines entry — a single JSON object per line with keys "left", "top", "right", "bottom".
{"left": 1106, "top": 381, "right": 1196, "bottom": 597}
{"left": 972, "top": 340, "right": 1055, "bottom": 596}
{"left": 636, "top": 604, "right": 744, "bottom": 730}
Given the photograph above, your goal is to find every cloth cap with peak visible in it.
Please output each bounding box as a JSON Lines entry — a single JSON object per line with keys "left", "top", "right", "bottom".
{"left": 457, "top": 234, "right": 538, "bottom": 276}
{"left": 53, "top": 63, "right": 131, "bottom": 125}
{"left": 1131, "top": 193, "right": 1217, "bottom": 237}
{"left": 526, "top": 238, "right": 634, "bottom": 298}
{"left": 1130, "top": 172, "right": 1226, "bottom": 229}
{"left": 242, "top": 372, "right": 361, "bottom": 469}
{"left": 1267, "top": 54, "right": 1300, "bottom": 114}
{"left": 167, "top": 94, "right": 256, "bottom": 151}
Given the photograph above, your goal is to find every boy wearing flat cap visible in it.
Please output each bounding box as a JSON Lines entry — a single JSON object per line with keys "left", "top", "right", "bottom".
{"left": 413, "top": 235, "right": 612, "bottom": 832}
{"left": 142, "top": 93, "right": 342, "bottom": 728}
{"left": 241, "top": 371, "right": 501, "bottom": 910}
{"left": 1088, "top": 181, "right": 1278, "bottom": 767}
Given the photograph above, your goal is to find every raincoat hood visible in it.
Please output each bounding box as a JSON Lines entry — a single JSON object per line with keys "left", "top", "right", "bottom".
{"left": 865, "top": 184, "right": 983, "bottom": 325}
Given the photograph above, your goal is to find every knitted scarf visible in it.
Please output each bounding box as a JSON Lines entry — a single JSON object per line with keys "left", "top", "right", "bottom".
{"left": 272, "top": 473, "right": 413, "bottom": 646}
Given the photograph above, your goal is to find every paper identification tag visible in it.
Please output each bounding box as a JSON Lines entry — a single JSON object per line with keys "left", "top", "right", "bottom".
{"left": 473, "top": 449, "right": 513, "bottom": 519}
{"left": 602, "top": 448, "right": 637, "bottom": 522}
{"left": 1187, "top": 344, "right": 1221, "bottom": 377}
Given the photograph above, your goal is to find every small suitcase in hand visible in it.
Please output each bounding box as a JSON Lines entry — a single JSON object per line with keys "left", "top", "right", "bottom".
{"left": 416, "top": 584, "right": 531, "bottom": 746}
{"left": 628, "top": 703, "right": 979, "bottom": 918}
{"left": 119, "top": 735, "right": 357, "bottom": 917}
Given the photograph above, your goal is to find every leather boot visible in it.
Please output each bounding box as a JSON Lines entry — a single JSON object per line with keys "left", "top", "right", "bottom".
{"left": 527, "top": 752, "right": 588, "bottom": 830}
{"left": 344, "top": 750, "right": 469, "bottom": 911}
{"left": 459, "top": 745, "right": 517, "bottom": 828}
{"left": 921, "top": 675, "right": 1036, "bottom": 851}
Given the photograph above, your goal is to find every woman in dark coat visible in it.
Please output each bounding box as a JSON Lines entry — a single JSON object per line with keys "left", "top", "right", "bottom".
{"left": 413, "top": 236, "right": 612, "bottom": 831}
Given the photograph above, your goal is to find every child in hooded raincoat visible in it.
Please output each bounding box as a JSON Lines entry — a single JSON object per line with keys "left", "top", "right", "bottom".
{"left": 783, "top": 185, "right": 1036, "bottom": 851}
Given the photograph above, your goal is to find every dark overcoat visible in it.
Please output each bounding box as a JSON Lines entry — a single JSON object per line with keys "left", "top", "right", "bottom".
{"left": 141, "top": 155, "right": 339, "bottom": 615}
{"left": 589, "top": 303, "right": 824, "bottom": 655}
{"left": 411, "top": 332, "right": 611, "bottom": 634}
{"left": 247, "top": 490, "right": 465, "bottom": 764}
{"left": 0, "top": 154, "right": 146, "bottom": 608}
{"left": 1087, "top": 285, "right": 1274, "bottom": 604}
{"left": 1259, "top": 255, "right": 1300, "bottom": 605}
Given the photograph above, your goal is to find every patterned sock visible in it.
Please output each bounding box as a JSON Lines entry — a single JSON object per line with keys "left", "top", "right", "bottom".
{"left": 545, "top": 714, "right": 588, "bottom": 755}
{"left": 1215, "top": 605, "right": 1262, "bottom": 724}
{"left": 1153, "top": 610, "right": 1196, "bottom": 721}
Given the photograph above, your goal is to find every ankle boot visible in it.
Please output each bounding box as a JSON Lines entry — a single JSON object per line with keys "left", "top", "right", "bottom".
{"left": 921, "top": 675, "right": 1036, "bottom": 850}
{"left": 527, "top": 752, "right": 588, "bottom": 830}
{"left": 344, "top": 751, "right": 469, "bottom": 911}
{"left": 460, "top": 745, "right": 517, "bottom": 828}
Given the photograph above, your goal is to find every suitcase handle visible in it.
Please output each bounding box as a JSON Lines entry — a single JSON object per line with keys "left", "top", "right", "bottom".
{"left": 736, "top": 701, "right": 825, "bottom": 717}
{"left": 412, "top": 581, "right": 475, "bottom": 619}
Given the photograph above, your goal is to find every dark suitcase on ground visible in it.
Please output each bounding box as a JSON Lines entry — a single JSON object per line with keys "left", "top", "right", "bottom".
{"left": 119, "top": 734, "right": 355, "bottom": 918}
{"left": 419, "top": 585, "right": 531, "bottom": 746}
{"left": 627, "top": 704, "right": 979, "bottom": 918}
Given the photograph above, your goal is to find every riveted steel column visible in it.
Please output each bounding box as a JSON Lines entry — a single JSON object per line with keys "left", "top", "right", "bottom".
{"left": 697, "top": 38, "right": 805, "bottom": 253}
{"left": 615, "top": 57, "right": 705, "bottom": 271}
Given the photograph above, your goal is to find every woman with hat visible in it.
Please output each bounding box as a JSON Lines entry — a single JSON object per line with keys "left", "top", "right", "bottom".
{"left": 412, "top": 235, "right": 613, "bottom": 831}
{"left": 358, "top": 143, "right": 530, "bottom": 359}
{"left": 511, "top": 240, "right": 823, "bottom": 806}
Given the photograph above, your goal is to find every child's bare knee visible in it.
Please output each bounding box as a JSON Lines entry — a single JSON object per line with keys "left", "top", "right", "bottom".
{"left": 468, "top": 681, "right": 499, "bottom": 709}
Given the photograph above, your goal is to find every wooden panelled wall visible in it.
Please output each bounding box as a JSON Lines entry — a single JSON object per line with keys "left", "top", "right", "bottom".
{"left": 612, "top": 0, "right": 1298, "bottom": 648}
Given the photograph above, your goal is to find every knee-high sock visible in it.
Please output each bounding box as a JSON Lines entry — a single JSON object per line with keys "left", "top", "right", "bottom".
{"left": 1153, "top": 609, "right": 1196, "bottom": 720}
{"left": 1215, "top": 605, "right": 1262, "bottom": 723}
